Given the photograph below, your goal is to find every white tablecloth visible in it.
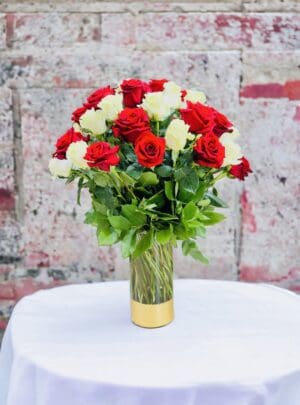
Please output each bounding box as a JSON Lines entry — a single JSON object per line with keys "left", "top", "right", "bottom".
{"left": 1, "top": 280, "right": 300, "bottom": 405}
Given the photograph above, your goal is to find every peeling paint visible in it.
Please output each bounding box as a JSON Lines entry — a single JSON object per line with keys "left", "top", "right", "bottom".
{"left": 240, "top": 81, "right": 300, "bottom": 100}
{"left": 241, "top": 190, "right": 257, "bottom": 233}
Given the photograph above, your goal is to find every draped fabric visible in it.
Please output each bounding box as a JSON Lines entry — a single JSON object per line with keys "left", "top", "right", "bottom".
{"left": 1, "top": 280, "right": 300, "bottom": 405}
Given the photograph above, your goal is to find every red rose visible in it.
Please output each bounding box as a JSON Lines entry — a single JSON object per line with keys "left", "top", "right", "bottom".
{"left": 149, "top": 79, "right": 168, "bottom": 92}
{"left": 211, "top": 108, "right": 233, "bottom": 137}
{"left": 85, "top": 86, "right": 115, "bottom": 109}
{"left": 121, "top": 79, "right": 149, "bottom": 108}
{"left": 193, "top": 133, "right": 225, "bottom": 168}
{"left": 134, "top": 132, "right": 165, "bottom": 168}
{"left": 229, "top": 157, "right": 252, "bottom": 180}
{"left": 53, "top": 128, "right": 88, "bottom": 159}
{"left": 71, "top": 105, "right": 88, "bottom": 123}
{"left": 84, "top": 142, "right": 120, "bottom": 172}
{"left": 180, "top": 102, "right": 214, "bottom": 135}
{"left": 112, "top": 108, "right": 150, "bottom": 144}
{"left": 181, "top": 89, "right": 187, "bottom": 101}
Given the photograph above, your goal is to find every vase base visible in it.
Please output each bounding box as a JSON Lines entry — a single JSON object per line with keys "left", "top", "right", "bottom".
{"left": 131, "top": 299, "right": 174, "bottom": 328}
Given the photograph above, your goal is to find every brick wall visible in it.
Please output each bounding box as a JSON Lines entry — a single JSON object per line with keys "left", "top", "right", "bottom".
{"left": 0, "top": 0, "right": 299, "bottom": 338}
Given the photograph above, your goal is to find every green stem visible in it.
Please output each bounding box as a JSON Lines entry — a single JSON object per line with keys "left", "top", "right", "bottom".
{"left": 211, "top": 171, "right": 228, "bottom": 186}
{"left": 156, "top": 121, "right": 160, "bottom": 136}
{"left": 130, "top": 240, "right": 173, "bottom": 304}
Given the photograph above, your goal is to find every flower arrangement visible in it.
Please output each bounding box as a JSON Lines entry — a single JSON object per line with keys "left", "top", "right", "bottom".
{"left": 49, "top": 78, "right": 251, "bottom": 327}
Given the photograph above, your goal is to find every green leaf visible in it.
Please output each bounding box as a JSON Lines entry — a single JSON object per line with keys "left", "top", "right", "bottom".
{"left": 118, "top": 172, "right": 136, "bottom": 187}
{"left": 121, "top": 229, "right": 137, "bottom": 258}
{"left": 126, "top": 163, "right": 143, "bottom": 179}
{"left": 179, "top": 170, "right": 199, "bottom": 193}
{"left": 177, "top": 150, "right": 193, "bottom": 166}
{"left": 92, "top": 200, "right": 107, "bottom": 215}
{"left": 155, "top": 165, "right": 173, "bottom": 178}
{"left": 84, "top": 210, "right": 106, "bottom": 226}
{"left": 164, "top": 181, "right": 174, "bottom": 200}
{"left": 182, "top": 202, "right": 198, "bottom": 222}
{"left": 190, "top": 248, "right": 209, "bottom": 264}
{"left": 97, "top": 226, "right": 119, "bottom": 246}
{"left": 205, "top": 192, "right": 229, "bottom": 208}
{"left": 156, "top": 226, "right": 172, "bottom": 244}
{"left": 146, "top": 190, "right": 165, "bottom": 209}
{"left": 132, "top": 230, "right": 153, "bottom": 259}
{"left": 109, "top": 169, "right": 121, "bottom": 189}
{"left": 139, "top": 172, "right": 159, "bottom": 186}
{"left": 196, "top": 224, "right": 206, "bottom": 238}
{"left": 176, "top": 168, "right": 199, "bottom": 202}
{"left": 121, "top": 143, "right": 137, "bottom": 163}
{"left": 121, "top": 205, "right": 146, "bottom": 227}
{"left": 192, "top": 182, "right": 207, "bottom": 202}
{"left": 200, "top": 211, "right": 226, "bottom": 225}
{"left": 182, "top": 240, "right": 209, "bottom": 264}
{"left": 93, "top": 172, "right": 110, "bottom": 187}
{"left": 173, "top": 224, "right": 196, "bottom": 240}
{"left": 94, "top": 186, "right": 115, "bottom": 207}
{"left": 108, "top": 215, "right": 131, "bottom": 231}
{"left": 197, "top": 199, "right": 211, "bottom": 207}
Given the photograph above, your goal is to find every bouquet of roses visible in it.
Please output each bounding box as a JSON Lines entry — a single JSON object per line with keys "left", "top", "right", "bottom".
{"left": 49, "top": 78, "right": 251, "bottom": 264}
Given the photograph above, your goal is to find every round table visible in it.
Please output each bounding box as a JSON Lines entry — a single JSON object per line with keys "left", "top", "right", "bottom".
{"left": 1, "top": 280, "right": 300, "bottom": 405}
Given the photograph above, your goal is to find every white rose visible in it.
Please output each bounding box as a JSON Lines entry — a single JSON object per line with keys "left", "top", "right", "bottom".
{"left": 66, "top": 141, "right": 88, "bottom": 169}
{"left": 73, "top": 122, "right": 82, "bottom": 133}
{"left": 98, "top": 94, "right": 123, "bottom": 121}
{"left": 49, "top": 158, "right": 72, "bottom": 178}
{"left": 184, "top": 89, "right": 206, "bottom": 104}
{"left": 79, "top": 108, "right": 107, "bottom": 135}
{"left": 163, "top": 81, "right": 182, "bottom": 109}
{"left": 220, "top": 133, "right": 243, "bottom": 167}
{"left": 165, "top": 119, "right": 193, "bottom": 151}
{"left": 228, "top": 127, "right": 240, "bottom": 140}
{"left": 141, "top": 92, "right": 171, "bottom": 121}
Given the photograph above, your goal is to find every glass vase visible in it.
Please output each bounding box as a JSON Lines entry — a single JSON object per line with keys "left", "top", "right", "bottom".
{"left": 130, "top": 240, "right": 174, "bottom": 328}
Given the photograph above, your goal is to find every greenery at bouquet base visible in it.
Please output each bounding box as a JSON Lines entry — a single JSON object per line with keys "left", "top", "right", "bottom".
{"left": 80, "top": 159, "right": 228, "bottom": 265}
{"left": 49, "top": 78, "right": 252, "bottom": 271}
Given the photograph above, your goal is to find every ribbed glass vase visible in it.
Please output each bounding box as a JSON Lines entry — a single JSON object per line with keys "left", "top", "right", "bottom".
{"left": 130, "top": 240, "right": 174, "bottom": 328}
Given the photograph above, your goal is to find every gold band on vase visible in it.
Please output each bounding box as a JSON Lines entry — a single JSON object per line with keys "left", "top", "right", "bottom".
{"left": 131, "top": 299, "right": 174, "bottom": 328}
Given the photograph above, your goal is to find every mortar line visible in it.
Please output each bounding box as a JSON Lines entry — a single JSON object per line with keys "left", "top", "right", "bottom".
{"left": 11, "top": 89, "right": 24, "bottom": 224}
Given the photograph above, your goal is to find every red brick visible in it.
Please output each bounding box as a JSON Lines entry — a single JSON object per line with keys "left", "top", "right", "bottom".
{"left": 240, "top": 81, "right": 300, "bottom": 100}
{"left": 293, "top": 106, "right": 300, "bottom": 121}
{"left": 236, "top": 100, "right": 300, "bottom": 284}
{"left": 13, "top": 278, "right": 54, "bottom": 300}
{"left": 0, "top": 318, "right": 8, "bottom": 330}
{"left": 102, "top": 12, "right": 300, "bottom": 50}
{"left": 0, "top": 188, "right": 15, "bottom": 211}
{"left": 7, "top": 13, "right": 101, "bottom": 49}
{"left": 240, "top": 83, "right": 284, "bottom": 99}
{"left": 240, "top": 266, "right": 300, "bottom": 284}
{"left": 240, "top": 190, "right": 257, "bottom": 233}
{"left": 0, "top": 264, "right": 15, "bottom": 277}
{"left": 19, "top": 89, "right": 117, "bottom": 280}
{"left": 0, "top": 51, "right": 241, "bottom": 107}
{"left": 284, "top": 80, "right": 300, "bottom": 100}
{"left": 0, "top": 282, "right": 15, "bottom": 300}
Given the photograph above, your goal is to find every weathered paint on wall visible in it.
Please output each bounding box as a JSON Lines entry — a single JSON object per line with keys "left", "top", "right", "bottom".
{"left": 0, "top": 0, "right": 299, "bottom": 339}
